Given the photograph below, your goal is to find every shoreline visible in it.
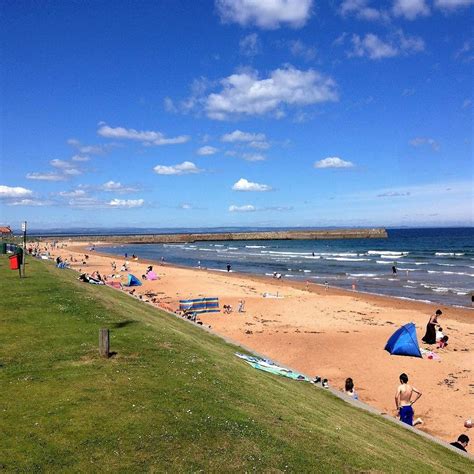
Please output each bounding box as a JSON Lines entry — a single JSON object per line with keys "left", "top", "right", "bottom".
{"left": 44, "top": 240, "right": 474, "bottom": 445}
{"left": 92, "top": 243, "right": 473, "bottom": 317}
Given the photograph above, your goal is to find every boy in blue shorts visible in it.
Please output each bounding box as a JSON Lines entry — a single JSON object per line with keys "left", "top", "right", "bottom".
{"left": 395, "top": 373, "right": 422, "bottom": 426}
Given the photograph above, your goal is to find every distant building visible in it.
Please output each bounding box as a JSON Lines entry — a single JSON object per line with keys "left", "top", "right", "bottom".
{"left": 0, "top": 226, "right": 12, "bottom": 237}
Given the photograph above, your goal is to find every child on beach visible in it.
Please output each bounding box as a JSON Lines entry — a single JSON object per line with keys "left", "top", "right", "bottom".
{"left": 437, "top": 335, "right": 449, "bottom": 348}
{"left": 343, "top": 377, "right": 358, "bottom": 400}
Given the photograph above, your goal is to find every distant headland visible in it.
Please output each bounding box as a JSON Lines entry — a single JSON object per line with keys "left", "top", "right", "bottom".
{"left": 45, "top": 228, "right": 388, "bottom": 243}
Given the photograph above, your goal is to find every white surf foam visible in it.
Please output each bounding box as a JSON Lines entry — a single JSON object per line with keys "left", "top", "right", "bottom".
{"left": 367, "top": 250, "right": 409, "bottom": 256}
{"left": 348, "top": 273, "right": 377, "bottom": 277}
{"left": 325, "top": 257, "right": 371, "bottom": 262}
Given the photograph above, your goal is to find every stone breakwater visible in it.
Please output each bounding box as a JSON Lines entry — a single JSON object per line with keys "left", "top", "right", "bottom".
{"left": 51, "top": 229, "right": 388, "bottom": 243}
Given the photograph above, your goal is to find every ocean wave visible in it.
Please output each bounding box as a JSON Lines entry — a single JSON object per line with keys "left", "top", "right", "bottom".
{"left": 435, "top": 252, "right": 465, "bottom": 256}
{"left": 245, "top": 245, "right": 266, "bottom": 248}
{"left": 414, "top": 262, "right": 428, "bottom": 265}
{"left": 320, "top": 252, "right": 359, "bottom": 257}
{"left": 326, "top": 257, "right": 371, "bottom": 262}
{"left": 367, "top": 250, "right": 409, "bottom": 256}
{"left": 398, "top": 297, "right": 433, "bottom": 304}
{"left": 428, "top": 270, "right": 474, "bottom": 276}
{"left": 376, "top": 260, "right": 392, "bottom": 264}
{"left": 262, "top": 250, "right": 309, "bottom": 256}
{"left": 348, "top": 273, "right": 377, "bottom": 277}
{"left": 403, "top": 285, "right": 417, "bottom": 288}
{"left": 228, "top": 247, "right": 238, "bottom": 250}
{"left": 398, "top": 268, "right": 415, "bottom": 271}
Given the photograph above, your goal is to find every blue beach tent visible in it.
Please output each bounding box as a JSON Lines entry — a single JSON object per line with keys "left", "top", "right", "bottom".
{"left": 126, "top": 274, "right": 142, "bottom": 287}
{"left": 385, "top": 323, "right": 422, "bottom": 358}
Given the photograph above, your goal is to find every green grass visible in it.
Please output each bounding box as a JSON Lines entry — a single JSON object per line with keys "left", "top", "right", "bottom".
{"left": 0, "top": 258, "right": 471, "bottom": 472}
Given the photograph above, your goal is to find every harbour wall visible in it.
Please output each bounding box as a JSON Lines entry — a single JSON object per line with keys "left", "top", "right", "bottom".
{"left": 47, "top": 228, "right": 388, "bottom": 244}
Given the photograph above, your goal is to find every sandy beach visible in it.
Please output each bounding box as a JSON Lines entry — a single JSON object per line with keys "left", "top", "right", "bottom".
{"left": 45, "top": 241, "right": 473, "bottom": 445}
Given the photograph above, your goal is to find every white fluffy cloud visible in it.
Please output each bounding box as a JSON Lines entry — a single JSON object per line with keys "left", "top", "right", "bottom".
{"left": 221, "top": 130, "right": 266, "bottom": 142}
{"left": 393, "top": 0, "right": 430, "bottom": 19}
{"left": 50, "top": 159, "right": 82, "bottom": 176}
{"left": 100, "top": 181, "right": 138, "bottom": 193}
{"left": 435, "top": 0, "right": 474, "bottom": 9}
{"left": 71, "top": 154, "right": 90, "bottom": 162}
{"left": 197, "top": 146, "right": 219, "bottom": 155}
{"left": 67, "top": 138, "right": 114, "bottom": 155}
{"left": 153, "top": 161, "right": 203, "bottom": 175}
{"left": 232, "top": 178, "right": 272, "bottom": 191}
{"left": 349, "top": 31, "right": 424, "bottom": 59}
{"left": 314, "top": 157, "right": 355, "bottom": 169}
{"left": 50, "top": 159, "right": 74, "bottom": 169}
{"left": 58, "top": 189, "right": 87, "bottom": 198}
{"left": 229, "top": 204, "right": 256, "bottom": 212}
{"left": 108, "top": 198, "right": 144, "bottom": 208}
{"left": 206, "top": 67, "right": 337, "bottom": 120}
{"left": 0, "top": 185, "right": 33, "bottom": 198}
{"left": 26, "top": 172, "right": 66, "bottom": 181}
{"left": 340, "top": 0, "right": 389, "bottom": 21}
{"left": 97, "top": 124, "right": 190, "bottom": 146}
{"left": 216, "top": 0, "right": 313, "bottom": 29}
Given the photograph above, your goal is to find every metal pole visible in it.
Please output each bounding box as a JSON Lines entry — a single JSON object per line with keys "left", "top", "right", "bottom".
{"left": 22, "top": 221, "right": 26, "bottom": 278}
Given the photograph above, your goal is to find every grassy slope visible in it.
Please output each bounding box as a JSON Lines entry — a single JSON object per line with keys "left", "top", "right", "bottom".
{"left": 0, "top": 258, "right": 471, "bottom": 472}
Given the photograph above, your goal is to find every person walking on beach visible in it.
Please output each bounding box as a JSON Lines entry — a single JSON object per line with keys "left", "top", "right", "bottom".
{"left": 226, "top": 263, "right": 231, "bottom": 272}
{"left": 238, "top": 300, "right": 245, "bottom": 313}
{"left": 392, "top": 265, "right": 397, "bottom": 275}
{"left": 422, "top": 309, "right": 442, "bottom": 344}
{"left": 395, "top": 373, "right": 422, "bottom": 426}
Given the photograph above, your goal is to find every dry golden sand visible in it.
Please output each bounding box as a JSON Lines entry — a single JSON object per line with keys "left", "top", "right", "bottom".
{"left": 48, "top": 241, "right": 473, "bottom": 445}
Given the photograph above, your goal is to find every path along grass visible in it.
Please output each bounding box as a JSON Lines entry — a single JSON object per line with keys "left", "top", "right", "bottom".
{"left": 0, "top": 258, "right": 472, "bottom": 472}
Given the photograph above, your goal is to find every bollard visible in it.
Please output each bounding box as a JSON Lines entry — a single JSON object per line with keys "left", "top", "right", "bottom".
{"left": 99, "top": 328, "right": 110, "bottom": 358}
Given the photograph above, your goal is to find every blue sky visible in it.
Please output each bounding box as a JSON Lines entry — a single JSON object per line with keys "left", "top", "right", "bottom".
{"left": 1, "top": 0, "right": 472, "bottom": 230}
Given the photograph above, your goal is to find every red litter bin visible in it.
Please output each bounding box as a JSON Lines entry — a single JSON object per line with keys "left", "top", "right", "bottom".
{"left": 9, "top": 254, "right": 20, "bottom": 270}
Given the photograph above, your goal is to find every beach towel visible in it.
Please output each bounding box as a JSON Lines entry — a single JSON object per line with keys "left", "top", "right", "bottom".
{"left": 106, "top": 281, "right": 122, "bottom": 289}
{"left": 179, "top": 297, "right": 219, "bottom": 314}
{"left": 235, "top": 353, "right": 310, "bottom": 382}
{"left": 146, "top": 271, "right": 158, "bottom": 281}
{"left": 420, "top": 348, "right": 441, "bottom": 360}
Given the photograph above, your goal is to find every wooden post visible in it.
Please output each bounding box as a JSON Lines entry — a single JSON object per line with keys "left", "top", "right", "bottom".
{"left": 99, "top": 328, "right": 110, "bottom": 358}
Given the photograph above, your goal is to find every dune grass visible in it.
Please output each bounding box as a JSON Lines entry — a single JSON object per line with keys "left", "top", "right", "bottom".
{"left": 0, "top": 257, "right": 471, "bottom": 472}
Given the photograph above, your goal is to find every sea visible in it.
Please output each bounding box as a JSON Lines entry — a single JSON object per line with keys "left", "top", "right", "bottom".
{"left": 93, "top": 228, "right": 472, "bottom": 309}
